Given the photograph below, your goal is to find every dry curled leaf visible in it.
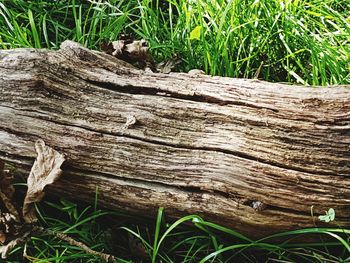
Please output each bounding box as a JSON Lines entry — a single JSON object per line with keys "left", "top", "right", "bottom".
{"left": 0, "top": 237, "right": 21, "bottom": 259}
{"left": 0, "top": 161, "right": 19, "bottom": 222}
{"left": 0, "top": 212, "right": 20, "bottom": 245}
{"left": 0, "top": 161, "right": 14, "bottom": 200}
{"left": 101, "top": 35, "right": 154, "bottom": 70}
{"left": 0, "top": 141, "right": 65, "bottom": 258}
{"left": 111, "top": 39, "right": 150, "bottom": 67}
{"left": 23, "top": 139, "right": 65, "bottom": 223}
{"left": 0, "top": 229, "right": 31, "bottom": 259}
{"left": 156, "top": 55, "right": 182, "bottom": 74}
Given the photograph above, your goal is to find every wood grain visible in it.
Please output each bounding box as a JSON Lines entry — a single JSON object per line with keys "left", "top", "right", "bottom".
{"left": 0, "top": 41, "right": 349, "bottom": 237}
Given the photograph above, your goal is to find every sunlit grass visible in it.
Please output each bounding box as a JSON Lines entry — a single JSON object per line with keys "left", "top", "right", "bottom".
{"left": 0, "top": 0, "right": 133, "bottom": 49}
{"left": 133, "top": 0, "right": 350, "bottom": 85}
{"left": 0, "top": 0, "right": 349, "bottom": 84}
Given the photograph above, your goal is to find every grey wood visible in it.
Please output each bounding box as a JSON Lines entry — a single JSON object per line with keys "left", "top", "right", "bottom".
{"left": 0, "top": 41, "right": 349, "bottom": 237}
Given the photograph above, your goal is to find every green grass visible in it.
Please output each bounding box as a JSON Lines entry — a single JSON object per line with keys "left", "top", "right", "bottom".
{"left": 0, "top": 0, "right": 133, "bottom": 49}
{"left": 1, "top": 0, "right": 350, "bottom": 262}
{"left": 0, "top": 0, "right": 349, "bottom": 84}
{"left": 4, "top": 198, "right": 350, "bottom": 262}
{"left": 134, "top": 0, "right": 350, "bottom": 85}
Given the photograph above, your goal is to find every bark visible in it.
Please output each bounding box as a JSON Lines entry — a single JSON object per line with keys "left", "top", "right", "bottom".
{"left": 0, "top": 41, "right": 349, "bottom": 237}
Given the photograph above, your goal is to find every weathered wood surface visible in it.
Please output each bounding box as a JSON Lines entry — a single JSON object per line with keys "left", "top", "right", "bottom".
{"left": 0, "top": 41, "right": 349, "bottom": 237}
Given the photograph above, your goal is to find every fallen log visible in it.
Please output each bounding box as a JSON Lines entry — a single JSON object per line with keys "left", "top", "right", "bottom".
{"left": 0, "top": 41, "right": 349, "bottom": 237}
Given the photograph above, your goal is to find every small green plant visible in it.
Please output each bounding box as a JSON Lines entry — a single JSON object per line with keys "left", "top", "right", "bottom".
{"left": 189, "top": 25, "right": 202, "bottom": 41}
{"left": 319, "top": 208, "right": 336, "bottom": 223}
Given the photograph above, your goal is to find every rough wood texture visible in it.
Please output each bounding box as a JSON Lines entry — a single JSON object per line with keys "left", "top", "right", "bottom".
{"left": 0, "top": 41, "right": 349, "bottom": 237}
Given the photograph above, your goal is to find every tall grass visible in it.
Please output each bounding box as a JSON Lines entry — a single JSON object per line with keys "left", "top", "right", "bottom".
{"left": 0, "top": 0, "right": 133, "bottom": 49}
{"left": 0, "top": 0, "right": 349, "bottom": 85}
{"left": 133, "top": 0, "right": 350, "bottom": 85}
{"left": 6, "top": 201, "right": 349, "bottom": 262}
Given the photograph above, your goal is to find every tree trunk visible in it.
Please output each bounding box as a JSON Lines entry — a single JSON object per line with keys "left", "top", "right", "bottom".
{"left": 0, "top": 41, "right": 349, "bottom": 237}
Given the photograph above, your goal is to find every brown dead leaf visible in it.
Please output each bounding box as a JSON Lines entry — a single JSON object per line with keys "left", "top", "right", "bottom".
{"left": 0, "top": 212, "right": 20, "bottom": 245}
{"left": 0, "top": 161, "right": 19, "bottom": 221}
{"left": 0, "top": 161, "right": 14, "bottom": 200}
{"left": 0, "top": 232, "right": 6, "bottom": 244}
{"left": 0, "top": 238, "right": 21, "bottom": 259}
{"left": 100, "top": 41, "right": 115, "bottom": 55}
{"left": 0, "top": 228, "right": 31, "bottom": 259}
{"left": 156, "top": 55, "right": 182, "bottom": 74}
{"left": 110, "top": 39, "right": 150, "bottom": 64}
{"left": 111, "top": 40, "right": 125, "bottom": 57}
{"left": 23, "top": 139, "right": 65, "bottom": 223}
{"left": 101, "top": 35, "right": 154, "bottom": 70}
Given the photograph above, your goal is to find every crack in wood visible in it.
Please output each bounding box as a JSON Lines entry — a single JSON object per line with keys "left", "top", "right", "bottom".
{"left": 2, "top": 154, "right": 348, "bottom": 220}
{"left": 25, "top": 113, "right": 338, "bottom": 177}
{"left": 0, "top": 101, "right": 340, "bottom": 177}
{"left": 54, "top": 167, "right": 311, "bottom": 216}
{"left": 84, "top": 79, "right": 279, "bottom": 112}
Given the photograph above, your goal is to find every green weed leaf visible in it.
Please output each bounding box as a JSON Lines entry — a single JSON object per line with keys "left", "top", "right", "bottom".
{"left": 319, "top": 208, "right": 335, "bottom": 223}
{"left": 189, "top": 25, "right": 202, "bottom": 41}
